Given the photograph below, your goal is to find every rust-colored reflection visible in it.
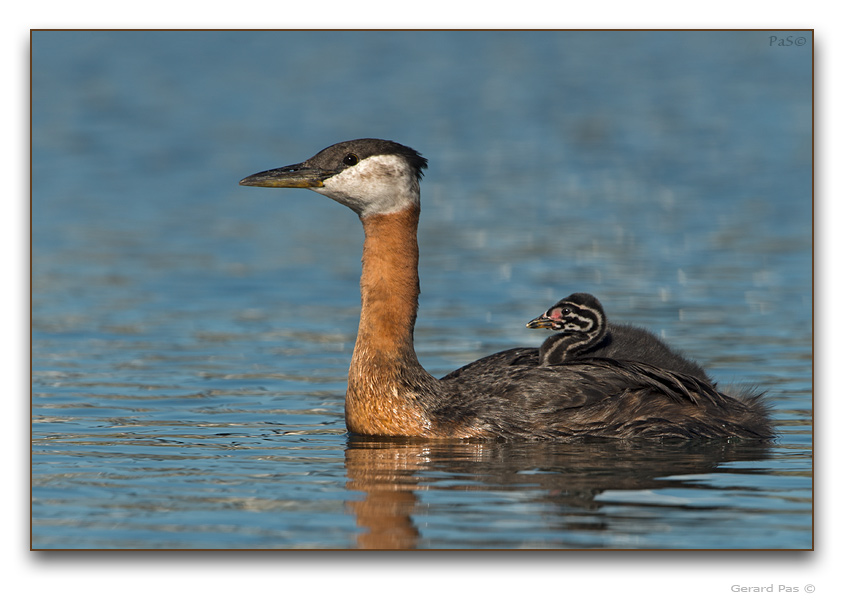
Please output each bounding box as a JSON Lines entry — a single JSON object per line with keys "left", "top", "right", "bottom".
{"left": 345, "top": 438, "right": 493, "bottom": 548}
{"left": 345, "top": 440, "right": 423, "bottom": 549}
{"left": 344, "top": 437, "right": 771, "bottom": 550}
{"left": 345, "top": 438, "right": 507, "bottom": 548}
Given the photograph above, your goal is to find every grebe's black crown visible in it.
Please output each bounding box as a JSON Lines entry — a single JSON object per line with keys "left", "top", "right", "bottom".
{"left": 310, "top": 138, "right": 428, "bottom": 181}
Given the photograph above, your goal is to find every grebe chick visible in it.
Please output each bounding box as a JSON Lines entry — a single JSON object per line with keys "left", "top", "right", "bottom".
{"left": 527, "top": 292, "right": 608, "bottom": 365}
{"left": 240, "top": 139, "right": 771, "bottom": 441}
{"left": 528, "top": 293, "right": 712, "bottom": 384}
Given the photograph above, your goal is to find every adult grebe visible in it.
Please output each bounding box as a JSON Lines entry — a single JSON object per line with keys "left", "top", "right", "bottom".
{"left": 240, "top": 139, "right": 771, "bottom": 440}
{"left": 527, "top": 292, "right": 712, "bottom": 383}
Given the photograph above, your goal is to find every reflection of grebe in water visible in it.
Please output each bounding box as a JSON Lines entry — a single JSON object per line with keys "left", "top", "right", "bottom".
{"left": 343, "top": 438, "right": 772, "bottom": 549}
{"left": 527, "top": 293, "right": 712, "bottom": 384}
{"left": 240, "top": 139, "right": 771, "bottom": 441}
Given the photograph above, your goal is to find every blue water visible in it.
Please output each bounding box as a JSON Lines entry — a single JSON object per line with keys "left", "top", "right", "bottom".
{"left": 31, "top": 30, "right": 812, "bottom": 549}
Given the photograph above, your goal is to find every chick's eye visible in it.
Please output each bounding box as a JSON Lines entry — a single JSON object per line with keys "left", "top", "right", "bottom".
{"left": 343, "top": 153, "right": 359, "bottom": 166}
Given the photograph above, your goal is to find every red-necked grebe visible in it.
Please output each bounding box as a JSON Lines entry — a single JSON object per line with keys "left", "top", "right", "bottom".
{"left": 240, "top": 138, "right": 771, "bottom": 440}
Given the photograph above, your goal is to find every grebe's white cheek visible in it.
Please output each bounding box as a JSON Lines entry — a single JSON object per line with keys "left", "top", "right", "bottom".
{"left": 319, "top": 154, "right": 420, "bottom": 218}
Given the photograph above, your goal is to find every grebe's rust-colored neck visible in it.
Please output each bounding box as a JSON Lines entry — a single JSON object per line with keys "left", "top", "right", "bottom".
{"left": 345, "top": 206, "right": 437, "bottom": 436}
{"left": 357, "top": 207, "right": 421, "bottom": 359}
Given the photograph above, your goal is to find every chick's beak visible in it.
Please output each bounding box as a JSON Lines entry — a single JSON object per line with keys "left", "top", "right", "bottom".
{"left": 526, "top": 314, "right": 556, "bottom": 329}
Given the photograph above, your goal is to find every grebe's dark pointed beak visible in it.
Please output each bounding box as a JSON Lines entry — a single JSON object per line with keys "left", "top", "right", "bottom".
{"left": 239, "top": 162, "right": 341, "bottom": 188}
